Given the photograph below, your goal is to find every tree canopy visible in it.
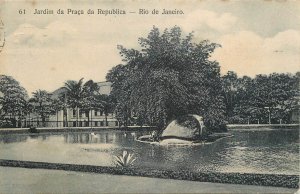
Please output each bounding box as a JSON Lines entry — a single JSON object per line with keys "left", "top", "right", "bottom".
{"left": 29, "top": 90, "right": 53, "bottom": 127}
{"left": 0, "top": 75, "right": 28, "bottom": 127}
{"left": 106, "top": 26, "right": 226, "bottom": 130}
{"left": 221, "top": 71, "right": 299, "bottom": 124}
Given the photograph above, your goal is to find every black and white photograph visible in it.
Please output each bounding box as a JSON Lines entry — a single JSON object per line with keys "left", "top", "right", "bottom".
{"left": 0, "top": 0, "right": 299, "bottom": 193}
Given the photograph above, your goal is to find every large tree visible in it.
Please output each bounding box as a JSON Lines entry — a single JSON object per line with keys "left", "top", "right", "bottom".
{"left": 221, "top": 71, "right": 239, "bottom": 119}
{"left": 107, "top": 26, "right": 226, "bottom": 130}
{"left": 0, "top": 75, "right": 28, "bottom": 127}
{"left": 97, "top": 94, "right": 114, "bottom": 126}
{"left": 52, "top": 98, "right": 64, "bottom": 127}
{"left": 30, "top": 90, "right": 53, "bottom": 127}
{"left": 63, "top": 78, "right": 85, "bottom": 127}
{"left": 81, "top": 79, "right": 101, "bottom": 126}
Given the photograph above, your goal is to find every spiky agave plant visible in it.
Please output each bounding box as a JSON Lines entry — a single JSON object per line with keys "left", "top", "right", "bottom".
{"left": 113, "top": 150, "right": 136, "bottom": 167}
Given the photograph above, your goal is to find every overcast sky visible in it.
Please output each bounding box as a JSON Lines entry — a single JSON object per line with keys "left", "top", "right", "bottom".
{"left": 0, "top": 0, "right": 299, "bottom": 95}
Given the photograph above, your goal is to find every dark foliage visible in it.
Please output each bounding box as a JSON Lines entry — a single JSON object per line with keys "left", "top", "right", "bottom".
{"left": 222, "top": 71, "right": 299, "bottom": 124}
{"left": 0, "top": 75, "right": 28, "bottom": 127}
{"left": 107, "top": 26, "right": 226, "bottom": 131}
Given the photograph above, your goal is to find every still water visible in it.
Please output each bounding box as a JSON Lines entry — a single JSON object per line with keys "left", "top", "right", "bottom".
{"left": 0, "top": 129, "right": 298, "bottom": 175}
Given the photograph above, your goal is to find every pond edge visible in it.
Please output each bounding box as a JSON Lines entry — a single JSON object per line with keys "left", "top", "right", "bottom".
{"left": 0, "top": 159, "right": 298, "bottom": 189}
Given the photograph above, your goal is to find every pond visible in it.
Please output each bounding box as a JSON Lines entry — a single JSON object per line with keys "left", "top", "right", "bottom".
{"left": 0, "top": 128, "right": 298, "bottom": 175}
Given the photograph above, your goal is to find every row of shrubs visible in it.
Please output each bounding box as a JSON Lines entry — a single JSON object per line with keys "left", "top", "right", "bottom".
{"left": 0, "top": 159, "right": 298, "bottom": 188}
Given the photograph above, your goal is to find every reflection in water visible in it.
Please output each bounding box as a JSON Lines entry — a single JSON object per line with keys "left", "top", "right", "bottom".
{"left": 63, "top": 132, "right": 138, "bottom": 145}
{"left": 0, "top": 135, "right": 28, "bottom": 143}
{"left": 0, "top": 129, "right": 298, "bottom": 175}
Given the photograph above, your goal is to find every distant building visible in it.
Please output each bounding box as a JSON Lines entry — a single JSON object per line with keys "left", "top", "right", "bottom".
{"left": 30, "top": 81, "right": 118, "bottom": 128}
{"left": 97, "top": 81, "right": 112, "bottom": 95}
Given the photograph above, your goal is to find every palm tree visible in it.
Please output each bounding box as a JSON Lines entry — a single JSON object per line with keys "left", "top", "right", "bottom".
{"left": 98, "top": 94, "right": 114, "bottom": 127}
{"left": 30, "top": 90, "right": 52, "bottom": 127}
{"left": 52, "top": 99, "right": 63, "bottom": 127}
{"left": 23, "top": 101, "right": 33, "bottom": 127}
{"left": 82, "top": 80, "right": 100, "bottom": 127}
{"left": 64, "top": 78, "right": 85, "bottom": 127}
{"left": 58, "top": 93, "right": 69, "bottom": 127}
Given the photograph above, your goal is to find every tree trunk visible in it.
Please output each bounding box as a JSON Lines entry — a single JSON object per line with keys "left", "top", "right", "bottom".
{"left": 76, "top": 106, "right": 79, "bottom": 127}
{"left": 42, "top": 116, "right": 46, "bottom": 127}
{"left": 91, "top": 110, "right": 93, "bottom": 128}
{"left": 56, "top": 110, "right": 59, "bottom": 127}
{"left": 29, "top": 113, "right": 31, "bottom": 127}
{"left": 105, "top": 112, "right": 108, "bottom": 127}
{"left": 64, "top": 108, "right": 68, "bottom": 127}
{"left": 13, "top": 114, "right": 16, "bottom": 127}
{"left": 87, "top": 110, "right": 90, "bottom": 127}
{"left": 19, "top": 116, "right": 22, "bottom": 128}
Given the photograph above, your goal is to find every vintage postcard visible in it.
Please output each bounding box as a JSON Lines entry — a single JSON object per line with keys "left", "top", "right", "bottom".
{"left": 0, "top": 0, "right": 299, "bottom": 193}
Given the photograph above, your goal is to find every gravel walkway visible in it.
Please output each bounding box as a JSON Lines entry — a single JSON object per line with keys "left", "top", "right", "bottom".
{"left": 0, "top": 167, "right": 297, "bottom": 194}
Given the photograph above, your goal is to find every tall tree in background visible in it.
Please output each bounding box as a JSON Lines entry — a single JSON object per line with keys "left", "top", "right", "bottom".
{"left": 221, "top": 71, "right": 239, "bottom": 119}
{"left": 64, "top": 78, "right": 85, "bottom": 127}
{"left": 0, "top": 75, "right": 28, "bottom": 127}
{"left": 98, "top": 94, "right": 114, "bottom": 126}
{"left": 52, "top": 98, "right": 64, "bottom": 127}
{"left": 231, "top": 75, "right": 253, "bottom": 123}
{"left": 107, "top": 26, "right": 226, "bottom": 130}
{"left": 222, "top": 71, "right": 299, "bottom": 124}
{"left": 82, "top": 80, "right": 101, "bottom": 126}
{"left": 106, "top": 64, "right": 132, "bottom": 126}
{"left": 30, "top": 90, "right": 53, "bottom": 127}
